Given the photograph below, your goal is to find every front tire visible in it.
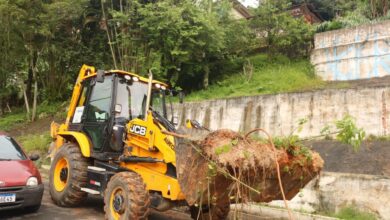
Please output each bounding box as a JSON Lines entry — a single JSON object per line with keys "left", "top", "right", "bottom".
{"left": 49, "top": 142, "right": 89, "bottom": 206}
{"left": 104, "top": 172, "right": 150, "bottom": 220}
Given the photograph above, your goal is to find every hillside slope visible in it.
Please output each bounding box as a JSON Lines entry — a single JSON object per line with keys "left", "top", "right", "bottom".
{"left": 186, "top": 54, "right": 327, "bottom": 101}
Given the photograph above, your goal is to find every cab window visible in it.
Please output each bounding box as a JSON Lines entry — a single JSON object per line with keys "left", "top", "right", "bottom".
{"left": 85, "top": 76, "right": 113, "bottom": 122}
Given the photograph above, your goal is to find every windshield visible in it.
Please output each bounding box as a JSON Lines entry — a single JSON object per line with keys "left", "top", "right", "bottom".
{"left": 152, "top": 90, "right": 166, "bottom": 118}
{"left": 116, "top": 79, "right": 148, "bottom": 120}
{"left": 0, "top": 136, "right": 27, "bottom": 160}
{"left": 116, "top": 76, "right": 170, "bottom": 121}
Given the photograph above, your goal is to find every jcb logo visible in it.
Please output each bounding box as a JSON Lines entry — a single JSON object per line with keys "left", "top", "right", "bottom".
{"left": 129, "top": 125, "right": 146, "bottom": 136}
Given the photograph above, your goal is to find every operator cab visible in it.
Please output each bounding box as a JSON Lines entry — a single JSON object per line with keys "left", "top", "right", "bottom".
{"left": 68, "top": 71, "right": 175, "bottom": 160}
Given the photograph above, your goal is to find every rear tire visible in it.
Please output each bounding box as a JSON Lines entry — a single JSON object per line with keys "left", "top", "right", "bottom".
{"left": 104, "top": 172, "right": 150, "bottom": 220}
{"left": 49, "top": 142, "right": 89, "bottom": 206}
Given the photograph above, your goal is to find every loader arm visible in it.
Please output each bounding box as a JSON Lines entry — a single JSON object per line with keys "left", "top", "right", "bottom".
{"left": 64, "top": 65, "right": 96, "bottom": 128}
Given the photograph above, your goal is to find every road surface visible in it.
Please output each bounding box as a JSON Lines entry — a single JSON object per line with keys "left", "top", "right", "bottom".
{"left": 0, "top": 180, "right": 192, "bottom": 220}
{"left": 0, "top": 181, "right": 273, "bottom": 220}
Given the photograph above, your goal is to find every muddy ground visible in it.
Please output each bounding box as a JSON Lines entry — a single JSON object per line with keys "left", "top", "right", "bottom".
{"left": 311, "top": 140, "right": 390, "bottom": 176}
{"left": 6, "top": 115, "right": 61, "bottom": 137}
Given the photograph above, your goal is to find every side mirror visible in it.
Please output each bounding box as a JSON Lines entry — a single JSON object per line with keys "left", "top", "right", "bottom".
{"left": 96, "top": 69, "right": 105, "bottom": 83}
{"left": 29, "top": 154, "right": 40, "bottom": 161}
{"left": 179, "top": 91, "right": 185, "bottom": 104}
{"left": 115, "top": 104, "right": 122, "bottom": 114}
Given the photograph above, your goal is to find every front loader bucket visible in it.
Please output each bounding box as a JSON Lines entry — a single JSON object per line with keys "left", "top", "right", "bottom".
{"left": 175, "top": 129, "right": 323, "bottom": 206}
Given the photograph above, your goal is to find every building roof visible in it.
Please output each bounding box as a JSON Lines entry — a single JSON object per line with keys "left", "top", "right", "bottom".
{"left": 290, "top": 3, "right": 324, "bottom": 24}
{"left": 231, "top": 0, "right": 252, "bottom": 19}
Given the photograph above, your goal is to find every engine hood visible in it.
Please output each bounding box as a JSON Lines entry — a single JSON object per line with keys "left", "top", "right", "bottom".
{"left": 0, "top": 160, "right": 41, "bottom": 187}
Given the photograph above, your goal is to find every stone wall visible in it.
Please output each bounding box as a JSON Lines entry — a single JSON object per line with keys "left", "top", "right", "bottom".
{"left": 311, "top": 21, "right": 390, "bottom": 81}
{"left": 175, "top": 86, "right": 390, "bottom": 138}
{"left": 270, "top": 172, "right": 390, "bottom": 219}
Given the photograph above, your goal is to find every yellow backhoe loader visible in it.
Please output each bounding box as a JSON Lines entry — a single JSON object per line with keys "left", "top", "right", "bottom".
{"left": 49, "top": 65, "right": 323, "bottom": 220}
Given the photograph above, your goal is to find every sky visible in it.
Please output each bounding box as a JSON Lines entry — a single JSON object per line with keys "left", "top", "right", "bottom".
{"left": 239, "top": 0, "right": 259, "bottom": 8}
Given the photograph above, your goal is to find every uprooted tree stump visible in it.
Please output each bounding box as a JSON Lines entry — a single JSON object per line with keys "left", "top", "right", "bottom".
{"left": 175, "top": 129, "right": 324, "bottom": 207}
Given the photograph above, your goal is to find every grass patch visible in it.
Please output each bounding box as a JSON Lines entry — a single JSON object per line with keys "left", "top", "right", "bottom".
{"left": 14, "top": 132, "right": 52, "bottom": 168}
{"left": 0, "top": 112, "right": 27, "bottom": 131}
{"left": 366, "top": 134, "right": 390, "bottom": 141}
{"left": 15, "top": 132, "right": 51, "bottom": 153}
{"left": 0, "top": 102, "right": 64, "bottom": 131}
{"left": 328, "top": 206, "right": 377, "bottom": 220}
{"left": 185, "top": 54, "right": 327, "bottom": 101}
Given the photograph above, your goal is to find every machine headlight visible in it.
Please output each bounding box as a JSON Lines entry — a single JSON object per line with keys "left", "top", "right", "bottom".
{"left": 26, "top": 177, "right": 38, "bottom": 187}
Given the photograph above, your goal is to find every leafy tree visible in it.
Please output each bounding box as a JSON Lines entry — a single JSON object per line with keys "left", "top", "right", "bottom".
{"left": 39, "top": 0, "right": 90, "bottom": 101}
{"left": 293, "top": 0, "right": 360, "bottom": 21}
{"left": 105, "top": 0, "right": 251, "bottom": 89}
{"left": 0, "top": 0, "right": 253, "bottom": 112}
{"left": 251, "top": 0, "right": 314, "bottom": 58}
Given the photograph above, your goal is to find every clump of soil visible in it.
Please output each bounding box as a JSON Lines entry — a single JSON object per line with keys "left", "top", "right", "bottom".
{"left": 201, "top": 129, "right": 283, "bottom": 170}
{"left": 175, "top": 129, "right": 323, "bottom": 206}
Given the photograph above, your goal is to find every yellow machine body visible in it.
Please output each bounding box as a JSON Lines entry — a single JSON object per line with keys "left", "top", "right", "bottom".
{"left": 51, "top": 65, "right": 185, "bottom": 201}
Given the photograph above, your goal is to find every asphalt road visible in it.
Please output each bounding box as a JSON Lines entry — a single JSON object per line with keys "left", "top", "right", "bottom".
{"left": 0, "top": 181, "right": 192, "bottom": 220}
{"left": 0, "top": 181, "right": 272, "bottom": 220}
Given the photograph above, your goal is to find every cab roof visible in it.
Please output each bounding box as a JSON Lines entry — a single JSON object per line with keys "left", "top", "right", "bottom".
{"left": 80, "top": 65, "right": 168, "bottom": 88}
{"left": 110, "top": 69, "right": 168, "bottom": 87}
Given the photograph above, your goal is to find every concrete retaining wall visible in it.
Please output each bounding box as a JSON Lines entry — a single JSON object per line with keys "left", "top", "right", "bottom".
{"left": 175, "top": 86, "right": 390, "bottom": 138}
{"left": 270, "top": 172, "right": 390, "bottom": 219}
{"left": 311, "top": 21, "right": 390, "bottom": 81}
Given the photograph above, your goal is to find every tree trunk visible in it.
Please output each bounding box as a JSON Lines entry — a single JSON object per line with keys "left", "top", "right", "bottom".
{"left": 203, "top": 64, "right": 209, "bottom": 89}
{"left": 371, "top": 0, "right": 377, "bottom": 19}
{"left": 101, "top": 0, "right": 118, "bottom": 69}
{"left": 32, "top": 77, "right": 38, "bottom": 122}
{"left": 0, "top": 99, "right": 3, "bottom": 115}
{"left": 30, "top": 50, "right": 38, "bottom": 122}
{"left": 26, "top": 66, "right": 33, "bottom": 102}
{"left": 6, "top": 102, "right": 11, "bottom": 113}
{"left": 383, "top": 0, "right": 388, "bottom": 16}
{"left": 23, "top": 88, "right": 30, "bottom": 117}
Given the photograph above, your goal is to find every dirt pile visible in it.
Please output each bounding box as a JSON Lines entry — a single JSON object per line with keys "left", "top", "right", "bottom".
{"left": 175, "top": 129, "right": 323, "bottom": 206}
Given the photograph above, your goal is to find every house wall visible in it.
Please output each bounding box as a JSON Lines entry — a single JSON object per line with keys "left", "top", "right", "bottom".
{"left": 230, "top": 8, "right": 246, "bottom": 20}
{"left": 174, "top": 85, "right": 390, "bottom": 138}
{"left": 311, "top": 20, "right": 390, "bottom": 81}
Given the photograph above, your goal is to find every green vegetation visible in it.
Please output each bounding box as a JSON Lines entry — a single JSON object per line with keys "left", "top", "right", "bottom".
{"left": 0, "top": 0, "right": 317, "bottom": 117}
{"left": 249, "top": 115, "right": 365, "bottom": 163}
{"left": 185, "top": 54, "right": 324, "bottom": 101}
{"left": 366, "top": 134, "right": 390, "bottom": 141}
{"left": 320, "top": 115, "right": 366, "bottom": 151}
{"left": 310, "top": 0, "right": 390, "bottom": 32}
{"left": 16, "top": 132, "right": 51, "bottom": 153}
{"left": 0, "top": 112, "right": 27, "bottom": 131}
{"left": 1, "top": 0, "right": 389, "bottom": 129}
{"left": 251, "top": 0, "right": 314, "bottom": 58}
{"left": 329, "top": 206, "right": 377, "bottom": 220}
{"left": 0, "top": 102, "right": 64, "bottom": 131}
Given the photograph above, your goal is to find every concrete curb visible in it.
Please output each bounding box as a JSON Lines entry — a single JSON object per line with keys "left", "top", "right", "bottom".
{"left": 230, "top": 204, "right": 339, "bottom": 220}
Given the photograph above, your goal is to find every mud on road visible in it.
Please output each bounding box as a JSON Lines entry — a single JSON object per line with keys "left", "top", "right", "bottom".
{"left": 0, "top": 180, "right": 192, "bottom": 220}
